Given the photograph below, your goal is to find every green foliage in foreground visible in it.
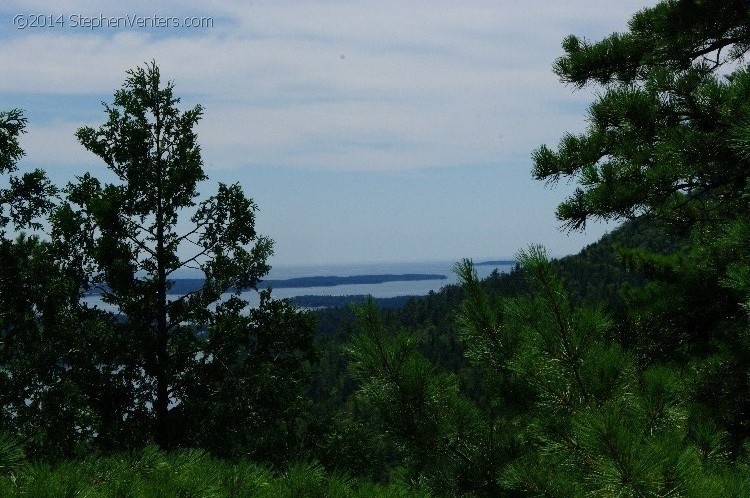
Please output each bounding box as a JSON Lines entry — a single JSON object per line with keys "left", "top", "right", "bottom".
{"left": 346, "top": 252, "right": 750, "bottom": 496}
{"left": 0, "top": 444, "right": 428, "bottom": 498}
{"left": 8, "top": 1, "right": 750, "bottom": 495}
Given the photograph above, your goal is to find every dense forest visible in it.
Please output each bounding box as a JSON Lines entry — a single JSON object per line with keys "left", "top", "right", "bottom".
{"left": 3, "top": 0, "right": 750, "bottom": 495}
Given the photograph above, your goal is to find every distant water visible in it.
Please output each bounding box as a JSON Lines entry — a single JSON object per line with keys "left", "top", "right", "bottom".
{"left": 84, "top": 260, "right": 515, "bottom": 311}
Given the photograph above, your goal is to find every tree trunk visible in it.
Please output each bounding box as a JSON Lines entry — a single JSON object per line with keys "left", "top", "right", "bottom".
{"left": 154, "top": 105, "right": 169, "bottom": 449}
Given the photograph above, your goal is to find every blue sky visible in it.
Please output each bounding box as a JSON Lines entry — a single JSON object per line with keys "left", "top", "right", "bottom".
{"left": 1, "top": 1, "right": 656, "bottom": 265}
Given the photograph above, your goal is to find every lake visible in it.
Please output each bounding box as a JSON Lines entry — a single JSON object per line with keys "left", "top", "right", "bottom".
{"left": 84, "top": 260, "right": 515, "bottom": 311}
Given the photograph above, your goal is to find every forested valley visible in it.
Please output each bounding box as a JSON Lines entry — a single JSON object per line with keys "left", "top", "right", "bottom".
{"left": 3, "top": 1, "right": 750, "bottom": 495}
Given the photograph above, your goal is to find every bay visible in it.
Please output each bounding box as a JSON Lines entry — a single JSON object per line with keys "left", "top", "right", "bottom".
{"left": 84, "top": 260, "right": 515, "bottom": 311}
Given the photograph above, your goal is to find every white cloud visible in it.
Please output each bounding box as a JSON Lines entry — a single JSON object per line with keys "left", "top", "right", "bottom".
{"left": 2, "top": 3, "right": 615, "bottom": 172}
{"left": 2, "top": 0, "right": 659, "bottom": 262}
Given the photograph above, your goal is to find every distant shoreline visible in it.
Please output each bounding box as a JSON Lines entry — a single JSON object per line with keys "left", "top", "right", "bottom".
{"left": 85, "top": 273, "right": 448, "bottom": 296}
{"left": 262, "top": 273, "right": 446, "bottom": 288}
{"left": 475, "top": 260, "right": 516, "bottom": 266}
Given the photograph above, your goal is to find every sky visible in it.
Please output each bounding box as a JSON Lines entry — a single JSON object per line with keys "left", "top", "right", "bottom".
{"left": 1, "top": 1, "right": 657, "bottom": 266}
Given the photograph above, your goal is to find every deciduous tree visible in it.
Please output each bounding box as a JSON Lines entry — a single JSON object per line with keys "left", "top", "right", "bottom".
{"left": 0, "top": 109, "right": 106, "bottom": 459}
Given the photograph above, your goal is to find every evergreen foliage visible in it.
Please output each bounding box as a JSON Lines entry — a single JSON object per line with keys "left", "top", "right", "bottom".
{"left": 6, "top": 2, "right": 750, "bottom": 495}
{"left": 0, "top": 64, "right": 315, "bottom": 462}
{"left": 344, "top": 251, "right": 750, "bottom": 496}
{"left": 47, "top": 62, "right": 315, "bottom": 452}
{"left": 54, "top": 62, "right": 273, "bottom": 448}
{"left": 532, "top": 0, "right": 750, "bottom": 453}
{"left": 0, "top": 446, "right": 428, "bottom": 497}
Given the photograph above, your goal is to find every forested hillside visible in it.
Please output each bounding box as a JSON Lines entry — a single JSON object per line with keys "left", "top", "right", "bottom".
{"left": 4, "top": 0, "right": 750, "bottom": 496}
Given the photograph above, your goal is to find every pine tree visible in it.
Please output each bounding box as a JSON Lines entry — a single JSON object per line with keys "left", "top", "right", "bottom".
{"left": 532, "top": 0, "right": 750, "bottom": 232}
{"left": 53, "top": 62, "right": 312, "bottom": 450}
{"left": 346, "top": 298, "right": 491, "bottom": 494}
{"left": 532, "top": 0, "right": 750, "bottom": 454}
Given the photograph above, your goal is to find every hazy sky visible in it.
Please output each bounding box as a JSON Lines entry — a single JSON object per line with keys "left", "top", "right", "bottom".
{"left": 1, "top": 1, "right": 656, "bottom": 265}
